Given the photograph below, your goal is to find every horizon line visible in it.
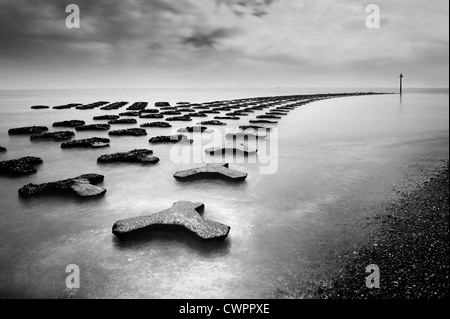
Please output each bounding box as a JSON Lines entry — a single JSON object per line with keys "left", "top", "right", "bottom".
{"left": 1, "top": 86, "right": 449, "bottom": 91}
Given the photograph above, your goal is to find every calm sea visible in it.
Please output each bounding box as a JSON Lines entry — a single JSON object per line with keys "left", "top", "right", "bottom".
{"left": 0, "top": 87, "right": 448, "bottom": 298}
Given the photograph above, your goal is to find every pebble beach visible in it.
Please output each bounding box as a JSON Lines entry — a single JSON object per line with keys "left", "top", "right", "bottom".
{"left": 320, "top": 159, "right": 449, "bottom": 299}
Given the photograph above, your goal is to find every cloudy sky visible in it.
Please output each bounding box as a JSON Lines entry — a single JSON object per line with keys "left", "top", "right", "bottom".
{"left": 0, "top": 0, "right": 448, "bottom": 89}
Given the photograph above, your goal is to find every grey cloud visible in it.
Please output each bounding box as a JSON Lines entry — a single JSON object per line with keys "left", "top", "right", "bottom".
{"left": 182, "top": 33, "right": 215, "bottom": 49}
{"left": 0, "top": 0, "right": 448, "bottom": 89}
{"left": 0, "top": 0, "right": 188, "bottom": 48}
{"left": 215, "top": 0, "right": 279, "bottom": 18}
{"left": 181, "top": 28, "right": 241, "bottom": 49}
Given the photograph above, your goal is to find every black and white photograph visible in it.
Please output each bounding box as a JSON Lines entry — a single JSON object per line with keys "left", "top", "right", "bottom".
{"left": 0, "top": 0, "right": 448, "bottom": 307}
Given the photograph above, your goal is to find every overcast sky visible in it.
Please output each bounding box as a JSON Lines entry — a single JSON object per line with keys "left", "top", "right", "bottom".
{"left": 0, "top": 0, "right": 448, "bottom": 89}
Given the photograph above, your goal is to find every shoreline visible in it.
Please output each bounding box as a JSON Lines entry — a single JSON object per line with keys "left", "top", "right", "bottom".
{"left": 318, "top": 159, "right": 449, "bottom": 299}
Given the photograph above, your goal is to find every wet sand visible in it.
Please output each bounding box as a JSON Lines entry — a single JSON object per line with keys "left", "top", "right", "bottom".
{"left": 319, "top": 159, "right": 449, "bottom": 299}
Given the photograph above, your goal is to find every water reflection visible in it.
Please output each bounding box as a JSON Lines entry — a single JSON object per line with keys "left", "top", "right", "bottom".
{"left": 174, "top": 178, "right": 249, "bottom": 188}
{"left": 18, "top": 190, "right": 107, "bottom": 208}
{"left": 111, "top": 230, "right": 232, "bottom": 257}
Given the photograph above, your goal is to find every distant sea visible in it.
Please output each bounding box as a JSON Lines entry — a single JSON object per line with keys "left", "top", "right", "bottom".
{"left": 0, "top": 87, "right": 448, "bottom": 298}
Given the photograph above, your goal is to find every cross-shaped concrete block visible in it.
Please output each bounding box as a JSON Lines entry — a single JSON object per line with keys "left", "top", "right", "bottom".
{"left": 112, "top": 201, "right": 230, "bottom": 240}
{"left": 174, "top": 163, "right": 247, "bottom": 182}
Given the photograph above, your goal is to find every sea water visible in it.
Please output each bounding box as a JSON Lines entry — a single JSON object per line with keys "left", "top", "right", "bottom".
{"left": 0, "top": 87, "right": 448, "bottom": 298}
